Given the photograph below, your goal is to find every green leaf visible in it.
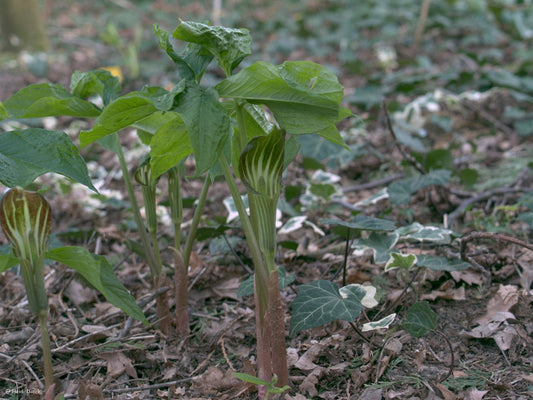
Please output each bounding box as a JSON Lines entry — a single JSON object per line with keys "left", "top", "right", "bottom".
{"left": 0, "top": 129, "right": 96, "bottom": 191}
{"left": 237, "top": 266, "right": 295, "bottom": 298}
{"left": 353, "top": 231, "right": 399, "bottom": 264}
{"left": 362, "top": 313, "right": 396, "bottom": 332}
{"left": 309, "top": 183, "right": 336, "bottom": 200}
{"left": 154, "top": 23, "right": 213, "bottom": 82}
{"left": 70, "top": 69, "right": 121, "bottom": 106}
{"left": 0, "top": 102, "right": 8, "bottom": 120}
{"left": 289, "top": 280, "right": 366, "bottom": 336}
{"left": 3, "top": 83, "right": 101, "bottom": 119}
{"left": 388, "top": 169, "right": 452, "bottom": 205}
{"left": 0, "top": 252, "right": 18, "bottom": 274}
{"left": 175, "top": 82, "right": 231, "bottom": 174}
{"left": 320, "top": 216, "right": 396, "bottom": 232}
{"left": 173, "top": 21, "right": 252, "bottom": 75}
{"left": 402, "top": 301, "right": 437, "bottom": 338}
{"left": 385, "top": 253, "right": 417, "bottom": 271}
{"left": 216, "top": 61, "right": 344, "bottom": 135}
{"left": 79, "top": 93, "right": 158, "bottom": 146}
{"left": 404, "top": 226, "right": 453, "bottom": 244}
{"left": 149, "top": 115, "right": 192, "bottom": 182}
{"left": 45, "top": 246, "right": 148, "bottom": 325}
{"left": 416, "top": 255, "right": 471, "bottom": 272}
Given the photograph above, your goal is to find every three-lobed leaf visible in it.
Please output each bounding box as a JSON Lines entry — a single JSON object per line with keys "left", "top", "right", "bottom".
{"left": 173, "top": 21, "right": 252, "bottom": 76}
{"left": 216, "top": 61, "right": 346, "bottom": 135}
{"left": 0, "top": 129, "right": 96, "bottom": 191}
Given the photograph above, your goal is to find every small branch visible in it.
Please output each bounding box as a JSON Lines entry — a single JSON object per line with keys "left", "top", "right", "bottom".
{"left": 413, "top": 0, "right": 432, "bottom": 50}
{"left": 342, "top": 173, "right": 405, "bottom": 193}
{"left": 348, "top": 321, "right": 370, "bottom": 344}
{"left": 461, "top": 231, "right": 533, "bottom": 254}
{"left": 434, "top": 329, "right": 455, "bottom": 383}
{"left": 446, "top": 186, "right": 530, "bottom": 228}
{"left": 382, "top": 100, "right": 426, "bottom": 174}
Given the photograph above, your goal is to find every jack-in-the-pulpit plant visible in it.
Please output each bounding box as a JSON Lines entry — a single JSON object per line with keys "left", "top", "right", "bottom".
{"left": 0, "top": 187, "right": 54, "bottom": 389}
{"left": 0, "top": 187, "right": 148, "bottom": 392}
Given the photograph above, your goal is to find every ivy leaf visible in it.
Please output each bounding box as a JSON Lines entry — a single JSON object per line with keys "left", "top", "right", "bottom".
{"left": 289, "top": 280, "right": 367, "bottom": 336}
{"left": 402, "top": 301, "right": 437, "bottom": 338}
{"left": 216, "top": 61, "right": 345, "bottom": 135}
{"left": 416, "top": 255, "right": 471, "bottom": 272}
{"left": 2, "top": 83, "right": 101, "bottom": 119}
{"left": 388, "top": 169, "right": 451, "bottom": 205}
{"left": 362, "top": 313, "right": 396, "bottom": 332}
{"left": 46, "top": 246, "right": 148, "bottom": 325}
{"left": 405, "top": 226, "right": 454, "bottom": 244}
{"left": 385, "top": 253, "right": 417, "bottom": 271}
{"left": 0, "top": 129, "right": 96, "bottom": 191}
{"left": 173, "top": 21, "right": 251, "bottom": 75}
{"left": 353, "top": 231, "right": 400, "bottom": 264}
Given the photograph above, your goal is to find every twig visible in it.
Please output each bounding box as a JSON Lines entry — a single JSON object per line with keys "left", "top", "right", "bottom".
{"left": 461, "top": 231, "right": 533, "bottom": 254}
{"left": 348, "top": 321, "right": 370, "bottom": 344}
{"left": 382, "top": 100, "right": 426, "bottom": 174}
{"left": 342, "top": 173, "right": 405, "bottom": 193}
{"left": 446, "top": 186, "right": 530, "bottom": 228}
{"left": 413, "top": 0, "right": 432, "bottom": 50}
{"left": 434, "top": 329, "right": 454, "bottom": 383}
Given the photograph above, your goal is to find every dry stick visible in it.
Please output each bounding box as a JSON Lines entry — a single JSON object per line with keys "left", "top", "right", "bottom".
{"left": 342, "top": 173, "right": 405, "bottom": 193}
{"left": 413, "top": 0, "right": 432, "bottom": 50}
{"left": 446, "top": 186, "right": 530, "bottom": 228}
{"left": 461, "top": 231, "right": 533, "bottom": 254}
{"left": 382, "top": 100, "right": 426, "bottom": 175}
{"left": 434, "top": 329, "right": 455, "bottom": 383}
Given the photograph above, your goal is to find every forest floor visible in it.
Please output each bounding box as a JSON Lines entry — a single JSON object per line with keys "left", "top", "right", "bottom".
{"left": 0, "top": 1, "right": 532, "bottom": 399}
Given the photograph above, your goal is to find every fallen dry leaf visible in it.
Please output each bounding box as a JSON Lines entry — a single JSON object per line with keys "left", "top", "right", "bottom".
{"left": 98, "top": 351, "right": 138, "bottom": 383}
{"left": 475, "top": 284, "right": 519, "bottom": 325}
{"left": 464, "top": 388, "right": 488, "bottom": 400}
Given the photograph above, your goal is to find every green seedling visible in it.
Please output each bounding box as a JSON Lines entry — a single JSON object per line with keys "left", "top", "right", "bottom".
{"left": 234, "top": 373, "right": 290, "bottom": 400}
{"left": 0, "top": 187, "right": 147, "bottom": 391}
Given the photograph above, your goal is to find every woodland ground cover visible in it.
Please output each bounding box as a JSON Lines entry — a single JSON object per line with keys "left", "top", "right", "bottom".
{"left": 0, "top": 0, "right": 532, "bottom": 399}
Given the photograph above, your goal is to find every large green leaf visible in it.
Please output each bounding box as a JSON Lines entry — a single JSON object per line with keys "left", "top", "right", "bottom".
{"left": 45, "top": 246, "right": 148, "bottom": 325}
{"left": 216, "top": 61, "right": 344, "bottom": 135}
{"left": 0, "top": 129, "right": 96, "bottom": 191}
{"left": 290, "top": 280, "right": 367, "bottom": 336}
{"left": 174, "top": 82, "right": 231, "bottom": 174}
{"left": 70, "top": 70, "right": 121, "bottom": 106}
{"left": 154, "top": 24, "right": 213, "bottom": 82}
{"left": 149, "top": 115, "right": 192, "bottom": 182}
{"left": 173, "top": 21, "right": 251, "bottom": 75}
{"left": 2, "top": 83, "right": 101, "bottom": 119}
{"left": 79, "top": 93, "right": 158, "bottom": 146}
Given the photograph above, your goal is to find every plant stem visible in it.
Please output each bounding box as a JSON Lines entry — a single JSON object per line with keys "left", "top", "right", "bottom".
{"left": 115, "top": 137, "right": 159, "bottom": 276}
{"left": 182, "top": 175, "right": 211, "bottom": 268}
{"left": 38, "top": 311, "right": 54, "bottom": 390}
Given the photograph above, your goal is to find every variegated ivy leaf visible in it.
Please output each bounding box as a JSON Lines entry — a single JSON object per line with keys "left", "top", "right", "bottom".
{"left": 238, "top": 128, "right": 285, "bottom": 199}
{"left": 362, "top": 313, "right": 396, "bottom": 332}
{"left": 353, "top": 231, "right": 400, "bottom": 264}
{"left": 384, "top": 253, "right": 417, "bottom": 271}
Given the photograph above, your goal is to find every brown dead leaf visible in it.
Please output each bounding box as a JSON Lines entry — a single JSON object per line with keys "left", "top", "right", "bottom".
{"left": 192, "top": 365, "right": 243, "bottom": 394}
{"left": 475, "top": 284, "right": 519, "bottom": 325}
{"left": 436, "top": 383, "right": 458, "bottom": 400}
{"left": 464, "top": 388, "right": 488, "bottom": 400}
{"left": 98, "top": 351, "right": 138, "bottom": 383}
{"left": 64, "top": 279, "right": 96, "bottom": 305}
{"left": 450, "top": 270, "right": 484, "bottom": 286}
{"left": 421, "top": 284, "right": 466, "bottom": 301}
{"left": 299, "top": 367, "right": 323, "bottom": 398}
